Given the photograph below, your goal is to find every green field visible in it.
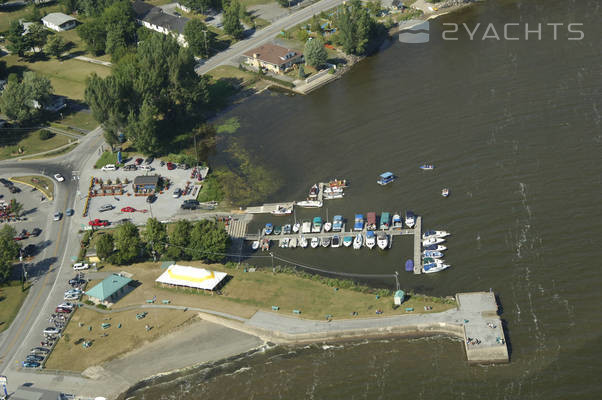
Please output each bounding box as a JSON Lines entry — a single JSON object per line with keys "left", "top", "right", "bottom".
{"left": 0, "top": 129, "right": 72, "bottom": 160}
{"left": 0, "top": 281, "right": 30, "bottom": 334}
{"left": 0, "top": 3, "right": 62, "bottom": 32}
{"left": 52, "top": 109, "right": 99, "bottom": 132}
{"left": 10, "top": 175, "right": 54, "bottom": 200}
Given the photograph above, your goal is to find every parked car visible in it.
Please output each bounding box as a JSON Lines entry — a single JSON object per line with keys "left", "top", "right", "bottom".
{"left": 89, "top": 218, "right": 110, "bottom": 227}
{"left": 177, "top": 163, "right": 189, "bottom": 170}
{"left": 53, "top": 211, "right": 62, "bottom": 221}
{"left": 55, "top": 307, "right": 71, "bottom": 314}
{"left": 31, "top": 227, "right": 42, "bottom": 236}
{"left": 72, "top": 262, "right": 89, "bottom": 271}
{"left": 69, "top": 277, "right": 86, "bottom": 286}
{"left": 124, "top": 164, "right": 137, "bottom": 171}
{"left": 138, "top": 165, "right": 152, "bottom": 172}
{"left": 166, "top": 162, "right": 176, "bottom": 170}
{"left": 30, "top": 347, "right": 50, "bottom": 354}
{"left": 65, "top": 208, "right": 74, "bottom": 216}
{"left": 0, "top": 178, "right": 11, "bottom": 187}
{"left": 58, "top": 302, "right": 75, "bottom": 310}
{"left": 172, "top": 188, "right": 182, "bottom": 198}
{"left": 25, "top": 354, "right": 45, "bottom": 362}
{"left": 64, "top": 293, "right": 80, "bottom": 301}
{"left": 146, "top": 194, "right": 156, "bottom": 203}
{"left": 23, "top": 244, "right": 37, "bottom": 257}
{"left": 121, "top": 206, "right": 136, "bottom": 213}
{"left": 144, "top": 156, "right": 154, "bottom": 165}
{"left": 22, "top": 361, "right": 41, "bottom": 368}
{"left": 135, "top": 158, "right": 143, "bottom": 165}
{"left": 43, "top": 327, "right": 60, "bottom": 335}
{"left": 101, "top": 164, "right": 117, "bottom": 171}
{"left": 53, "top": 173, "right": 64, "bottom": 182}
{"left": 99, "top": 204, "right": 114, "bottom": 212}
{"left": 9, "top": 186, "right": 19, "bottom": 193}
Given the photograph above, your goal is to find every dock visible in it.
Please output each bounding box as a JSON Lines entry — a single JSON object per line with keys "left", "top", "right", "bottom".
{"left": 413, "top": 216, "right": 422, "bottom": 274}
{"left": 245, "top": 202, "right": 295, "bottom": 214}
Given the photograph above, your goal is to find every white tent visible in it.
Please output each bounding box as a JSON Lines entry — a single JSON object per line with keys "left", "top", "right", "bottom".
{"left": 155, "top": 264, "right": 227, "bottom": 291}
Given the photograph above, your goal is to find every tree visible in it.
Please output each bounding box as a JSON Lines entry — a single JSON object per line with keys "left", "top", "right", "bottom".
{"left": 166, "top": 219, "right": 191, "bottom": 260}
{"left": 298, "top": 64, "right": 305, "bottom": 79}
{"left": 0, "top": 72, "right": 53, "bottom": 124}
{"left": 113, "top": 222, "right": 140, "bottom": 264}
{"left": 96, "top": 233, "right": 114, "bottom": 260}
{"left": 126, "top": 98, "right": 160, "bottom": 155}
{"left": 310, "top": 15, "right": 322, "bottom": 34}
{"left": 144, "top": 218, "right": 167, "bottom": 259}
{"left": 335, "top": 6, "right": 355, "bottom": 55}
{"left": 9, "top": 199, "right": 23, "bottom": 217}
{"left": 27, "top": 23, "right": 49, "bottom": 54}
{"left": 44, "top": 35, "right": 67, "bottom": 59}
{"left": 78, "top": 19, "right": 107, "bottom": 55}
{"left": 60, "top": 0, "right": 80, "bottom": 14}
{"left": 188, "top": 220, "right": 229, "bottom": 262}
{"left": 6, "top": 21, "right": 31, "bottom": 58}
{"left": 0, "top": 225, "right": 20, "bottom": 283}
{"left": 304, "top": 37, "right": 327, "bottom": 68}
{"left": 184, "top": 19, "right": 214, "bottom": 58}
{"left": 223, "top": 0, "right": 244, "bottom": 39}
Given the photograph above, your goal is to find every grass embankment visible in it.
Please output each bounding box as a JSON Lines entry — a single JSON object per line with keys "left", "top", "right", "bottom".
{"left": 0, "top": 129, "right": 71, "bottom": 160}
{"left": 0, "top": 281, "right": 30, "bottom": 334}
{"left": 94, "top": 151, "right": 119, "bottom": 169}
{"left": 51, "top": 109, "right": 99, "bottom": 133}
{"left": 10, "top": 175, "right": 54, "bottom": 200}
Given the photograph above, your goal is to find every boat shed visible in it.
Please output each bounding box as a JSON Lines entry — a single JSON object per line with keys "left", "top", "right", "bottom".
{"left": 132, "top": 175, "right": 160, "bottom": 194}
{"left": 85, "top": 274, "right": 133, "bottom": 306}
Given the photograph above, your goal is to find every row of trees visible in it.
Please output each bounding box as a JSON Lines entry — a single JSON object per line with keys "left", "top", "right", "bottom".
{"left": 0, "top": 72, "right": 54, "bottom": 124}
{"left": 6, "top": 21, "right": 67, "bottom": 59}
{"left": 0, "top": 226, "right": 21, "bottom": 283}
{"left": 95, "top": 218, "right": 230, "bottom": 265}
{"left": 333, "top": 0, "right": 379, "bottom": 55}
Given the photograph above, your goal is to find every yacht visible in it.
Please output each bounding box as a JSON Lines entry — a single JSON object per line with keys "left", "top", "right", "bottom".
{"left": 331, "top": 235, "right": 341, "bottom": 248}
{"left": 377, "top": 233, "right": 388, "bottom": 250}
{"left": 422, "top": 237, "right": 445, "bottom": 246}
{"left": 422, "top": 230, "right": 450, "bottom": 240}
{"left": 424, "top": 244, "right": 447, "bottom": 251}
{"left": 365, "top": 231, "right": 376, "bottom": 249}
{"left": 405, "top": 211, "right": 416, "bottom": 228}
{"left": 310, "top": 237, "right": 320, "bottom": 248}
{"left": 289, "top": 237, "right": 297, "bottom": 248}
{"left": 343, "top": 236, "right": 353, "bottom": 247}
{"left": 297, "top": 200, "right": 323, "bottom": 208}
{"left": 392, "top": 214, "right": 403, "bottom": 230}
{"left": 264, "top": 223, "right": 273, "bottom": 235}
{"left": 301, "top": 220, "right": 312, "bottom": 234}
{"left": 353, "top": 233, "right": 363, "bottom": 249}
{"left": 423, "top": 257, "right": 444, "bottom": 265}
{"left": 377, "top": 172, "right": 395, "bottom": 185}
{"left": 321, "top": 236, "right": 331, "bottom": 248}
{"left": 323, "top": 192, "right": 344, "bottom": 200}
{"left": 292, "top": 223, "right": 300, "bottom": 233}
{"left": 423, "top": 250, "right": 444, "bottom": 258}
{"left": 324, "top": 222, "right": 332, "bottom": 232}
{"left": 324, "top": 186, "right": 344, "bottom": 194}
{"left": 353, "top": 214, "right": 364, "bottom": 231}
{"left": 299, "top": 236, "right": 308, "bottom": 248}
{"left": 311, "top": 217, "right": 323, "bottom": 233}
{"left": 251, "top": 241, "right": 260, "bottom": 251}
{"left": 332, "top": 215, "right": 344, "bottom": 232}
{"left": 283, "top": 224, "right": 292, "bottom": 234}
{"left": 422, "top": 263, "right": 450, "bottom": 274}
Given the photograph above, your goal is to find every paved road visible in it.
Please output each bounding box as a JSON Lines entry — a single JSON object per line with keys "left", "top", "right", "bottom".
{"left": 196, "top": 0, "right": 345, "bottom": 74}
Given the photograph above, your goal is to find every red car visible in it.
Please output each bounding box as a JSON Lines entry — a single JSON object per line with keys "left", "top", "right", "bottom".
{"left": 166, "top": 162, "right": 176, "bottom": 170}
{"left": 55, "top": 307, "right": 72, "bottom": 313}
{"left": 121, "top": 207, "right": 136, "bottom": 213}
{"left": 135, "top": 158, "right": 143, "bottom": 165}
{"left": 89, "top": 219, "right": 110, "bottom": 227}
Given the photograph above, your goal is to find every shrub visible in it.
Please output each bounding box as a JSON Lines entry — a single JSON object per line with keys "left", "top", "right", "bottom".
{"left": 39, "top": 130, "right": 53, "bottom": 140}
{"left": 84, "top": 300, "right": 94, "bottom": 306}
{"left": 96, "top": 303, "right": 107, "bottom": 310}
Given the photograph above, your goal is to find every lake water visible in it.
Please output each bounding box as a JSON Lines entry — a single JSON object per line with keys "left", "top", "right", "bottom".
{"left": 124, "top": 0, "right": 601, "bottom": 398}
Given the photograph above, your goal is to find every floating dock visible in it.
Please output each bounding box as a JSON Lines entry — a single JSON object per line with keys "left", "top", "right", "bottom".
{"left": 413, "top": 216, "right": 422, "bottom": 274}
{"left": 245, "top": 202, "right": 295, "bottom": 214}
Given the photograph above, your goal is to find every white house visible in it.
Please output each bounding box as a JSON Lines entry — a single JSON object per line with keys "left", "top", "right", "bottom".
{"left": 41, "top": 13, "right": 77, "bottom": 32}
{"left": 132, "top": 1, "right": 189, "bottom": 46}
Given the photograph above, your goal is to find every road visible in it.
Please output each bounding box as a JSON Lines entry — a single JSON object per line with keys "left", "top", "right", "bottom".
{"left": 0, "top": 127, "right": 104, "bottom": 392}
{"left": 196, "top": 0, "right": 345, "bottom": 74}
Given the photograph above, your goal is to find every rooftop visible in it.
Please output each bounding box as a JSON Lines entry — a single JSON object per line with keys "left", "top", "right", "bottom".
{"left": 133, "top": 0, "right": 189, "bottom": 34}
{"left": 85, "top": 274, "right": 132, "bottom": 302}
{"left": 133, "top": 175, "right": 160, "bottom": 186}
{"left": 41, "top": 12, "right": 76, "bottom": 27}
{"left": 243, "top": 43, "right": 303, "bottom": 67}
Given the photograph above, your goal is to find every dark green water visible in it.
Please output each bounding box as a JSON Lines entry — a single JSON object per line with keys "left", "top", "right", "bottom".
{"left": 126, "top": 0, "right": 601, "bottom": 398}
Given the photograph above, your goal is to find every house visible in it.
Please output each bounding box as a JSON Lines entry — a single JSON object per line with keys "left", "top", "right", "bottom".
{"left": 243, "top": 43, "right": 304, "bottom": 75}
{"left": 41, "top": 13, "right": 77, "bottom": 32}
{"left": 85, "top": 273, "right": 133, "bottom": 306}
{"left": 31, "top": 95, "right": 67, "bottom": 113}
{"left": 133, "top": 1, "right": 189, "bottom": 46}
{"left": 133, "top": 175, "right": 160, "bottom": 194}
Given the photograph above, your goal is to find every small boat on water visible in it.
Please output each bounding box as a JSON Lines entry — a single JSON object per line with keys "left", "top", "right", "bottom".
{"left": 265, "top": 223, "right": 273, "bottom": 235}
{"left": 297, "top": 200, "right": 323, "bottom": 208}
{"left": 424, "top": 244, "right": 447, "bottom": 251}
{"left": 251, "top": 241, "right": 260, "bottom": 251}
{"left": 331, "top": 235, "right": 341, "bottom": 248}
{"left": 311, "top": 217, "right": 323, "bottom": 233}
{"left": 321, "top": 236, "right": 331, "bottom": 248}
{"left": 353, "top": 233, "right": 363, "bottom": 249}
{"left": 405, "top": 259, "right": 414, "bottom": 272}
{"left": 301, "top": 220, "right": 312, "bottom": 234}
{"left": 309, "top": 184, "right": 319, "bottom": 199}
{"left": 365, "top": 231, "right": 376, "bottom": 249}
{"left": 271, "top": 205, "right": 292, "bottom": 215}
{"left": 422, "top": 263, "right": 450, "bottom": 274}
{"left": 328, "top": 179, "right": 348, "bottom": 188}
{"left": 405, "top": 211, "right": 416, "bottom": 228}
{"left": 377, "top": 233, "right": 388, "bottom": 250}
{"left": 423, "top": 237, "right": 445, "bottom": 246}
{"left": 420, "top": 164, "right": 434, "bottom": 170}
{"left": 274, "top": 225, "right": 282, "bottom": 235}
{"left": 283, "top": 224, "right": 292, "bottom": 234}
{"left": 441, "top": 188, "right": 450, "bottom": 197}
{"left": 423, "top": 250, "right": 444, "bottom": 258}
{"left": 423, "top": 257, "right": 444, "bottom": 265}
{"left": 323, "top": 192, "right": 344, "bottom": 200}
{"left": 310, "top": 237, "right": 320, "bottom": 248}
{"left": 323, "top": 222, "right": 332, "bottom": 232}
{"left": 289, "top": 237, "right": 297, "bottom": 248}
{"left": 279, "top": 238, "right": 289, "bottom": 248}
{"left": 392, "top": 214, "right": 403, "bottom": 230}
{"left": 343, "top": 236, "right": 353, "bottom": 247}
{"left": 422, "top": 230, "right": 450, "bottom": 239}
{"left": 324, "top": 186, "right": 344, "bottom": 194}
{"left": 366, "top": 212, "right": 377, "bottom": 230}
{"left": 332, "top": 215, "right": 343, "bottom": 232}
{"left": 379, "top": 212, "right": 390, "bottom": 230}
{"left": 299, "top": 236, "right": 308, "bottom": 248}
{"left": 354, "top": 214, "right": 364, "bottom": 231}
{"left": 377, "top": 172, "right": 396, "bottom": 186}
{"left": 292, "top": 223, "right": 300, "bottom": 233}
{"left": 261, "top": 238, "right": 270, "bottom": 251}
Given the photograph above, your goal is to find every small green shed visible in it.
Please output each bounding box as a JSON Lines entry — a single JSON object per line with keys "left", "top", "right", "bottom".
{"left": 394, "top": 290, "right": 405, "bottom": 306}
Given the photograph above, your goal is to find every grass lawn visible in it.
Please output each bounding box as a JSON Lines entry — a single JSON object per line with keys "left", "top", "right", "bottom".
{"left": 51, "top": 109, "right": 99, "bottom": 133}
{"left": 4, "top": 54, "right": 111, "bottom": 100}
{"left": 44, "top": 308, "right": 199, "bottom": 372}
{"left": 93, "top": 150, "right": 130, "bottom": 169}
{"left": 10, "top": 175, "right": 54, "bottom": 200}
{"left": 0, "top": 129, "right": 71, "bottom": 160}
{"left": 0, "top": 3, "right": 62, "bottom": 32}
{"left": 241, "top": 0, "right": 278, "bottom": 7}
{"left": 0, "top": 281, "right": 30, "bottom": 334}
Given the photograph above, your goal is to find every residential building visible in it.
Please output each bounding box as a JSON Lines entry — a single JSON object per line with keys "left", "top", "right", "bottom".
{"left": 132, "top": 1, "right": 189, "bottom": 46}
{"left": 41, "top": 12, "right": 77, "bottom": 32}
{"left": 243, "top": 43, "right": 304, "bottom": 75}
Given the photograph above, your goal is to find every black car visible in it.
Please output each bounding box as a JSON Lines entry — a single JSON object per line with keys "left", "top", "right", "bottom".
{"left": 69, "top": 278, "right": 86, "bottom": 286}
{"left": 23, "top": 244, "right": 37, "bottom": 257}
{"left": 146, "top": 194, "right": 157, "bottom": 203}
{"left": 31, "top": 228, "right": 42, "bottom": 237}
{"left": 9, "top": 186, "right": 20, "bottom": 193}
{"left": 123, "top": 164, "right": 137, "bottom": 171}
{"left": 144, "top": 156, "right": 154, "bottom": 165}
{"left": 0, "top": 178, "right": 12, "bottom": 187}
{"left": 181, "top": 202, "right": 197, "bottom": 210}
{"left": 26, "top": 354, "right": 45, "bottom": 362}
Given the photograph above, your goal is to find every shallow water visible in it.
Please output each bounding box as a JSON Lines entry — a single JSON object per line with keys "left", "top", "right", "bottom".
{"left": 125, "top": 0, "right": 601, "bottom": 398}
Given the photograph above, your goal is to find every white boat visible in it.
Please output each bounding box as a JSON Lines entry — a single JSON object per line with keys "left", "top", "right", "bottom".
{"left": 420, "top": 164, "right": 434, "bottom": 170}
{"left": 271, "top": 206, "right": 292, "bottom": 215}
{"left": 422, "top": 237, "right": 445, "bottom": 246}
{"left": 292, "top": 223, "right": 300, "bottom": 233}
{"left": 251, "top": 241, "right": 260, "bottom": 251}
{"left": 365, "top": 231, "right": 376, "bottom": 249}
{"left": 422, "top": 230, "right": 450, "bottom": 240}
{"left": 323, "top": 192, "right": 344, "bottom": 200}
{"left": 299, "top": 236, "right": 308, "bottom": 248}
{"left": 343, "top": 236, "right": 353, "bottom": 247}
{"left": 324, "top": 186, "right": 344, "bottom": 194}
{"left": 297, "top": 200, "right": 323, "bottom": 208}
{"left": 423, "top": 244, "right": 447, "bottom": 251}
{"left": 434, "top": 230, "right": 450, "bottom": 238}
{"left": 441, "top": 188, "right": 450, "bottom": 197}
{"left": 283, "top": 224, "right": 292, "bottom": 234}
{"left": 392, "top": 214, "right": 403, "bottom": 230}
{"left": 324, "top": 222, "right": 332, "bottom": 232}
{"left": 377, "top": 233, "right": 388, "bottom": 250}
{"left": 310, "top": 237, "right": 320, "bottom": 248}
{"left": 423, "top": 250, "right": 444, "bottom": 258}
{"left": 423, "top": 257, "right": 445, "bottom": 265}
{"left": 289, "top": 237, "right": 297, "bottom": 248}
{"left": 321, "top": 236, "right": 331, "bottom": 248}
{"left": 301, "top": 220, "right": 312, "bottom": 234}
{"left": 331, "top": 235, "right": 341, "bottom": 248}
{"left": 422, "top": 263, "right": 450, "bottom": 273}
{"left": 405, "top": 211, "right": 416, "bottom": 228}
{"left": 279, "top": 238, "right": 289, "bottom": 248}
{"left": 353, "top": 234, "right": 363, "bottom": 249}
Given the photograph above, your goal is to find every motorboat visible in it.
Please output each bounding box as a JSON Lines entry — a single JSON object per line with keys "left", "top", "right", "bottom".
{"left": 299, "top": 236, "right": 308, "bottom": 248}
{"left": 377, "top": 172, "right": 395, "bottom": 185}
{"left": 423, "top": 250, "right": 444, "bottom": 258}
{"left": 324, "top": 186, "right": 344, "bottom": 194}
{"left": 424, "top": 244, "right": 447, "bottom": 251}
{"left": 261, "top": 238, "right": 270, "bottom": 251}
{"left": 441, "top": 188, "right": 450, "bottom": 197}
{"left": 332, "top": 215, "right": 343, "bottom": 231}
{"left": 405, "top": 211, "right": 416, "bottom": 228}
{"left": 292, "top": 223, "right": 300, "bottom": 233}
{"left": 324, "top": 222, "right": 332, "bottom": 232}
{"left": 321, "top": 236, "right": 331, "bottom": 248}
{"left": 353, "top": 214, "right": 364, "bottom": 231}
{"left": 274, "top": 225, "right": 282, "bottom": 235}
{"left": 309, "top": 184, "right": 319, "bottom": 199}
{"left": 301, "top": 220, "right": 312, "bottom": 234}
{"left": 353, "top": 233, "right": 363, "bottom": 249}
{"left": 405, "top": 259, "right": 414, "bottom": 272}
{"left": 272, "top": 206, "right": 292, "bottom": 215}
{"left": 366, "top": 212, "right": 377, "bottom": 230}
{"left": 297, "top": 200, "right": 323, "bottom": 208}
{"left": 343, "top": 236, "right": 353, "bottom": 247}
{"left": 365, "top": 231, "right": 376, "bottom": 249}
{"left": 310, "top": 237, "right": 320, "bottom": 248}
{"left": 283, "top": 224, "right": 292, "bottom": 234}
{"left": 328, "top": 179, "right": 348, "bottom": 188}
{"left": 377, "top": 233, "right": 388, "bottom": 250}
{"left": 422, "top": 263, "right": 451, "bottom": 273}
{"left": 311, "top": 217, "right": 323, "bottom": 233}
{"left": 392, "top": 214, "right": 403, "bottom": 230}
{"left": 331, "top": 235, "right": 341, "bottom": 248}
{"left": 279, "top": 238, "right": 289, "bottom": 248}
{"left": 422, "top": 237, "right": 445, "bottom": 246}
{"left": 323, "top": 192, "right": 344, "bottom": 200}
{"left": 423, "top": 257, "right": 444, "bottom": 265}
{"left": 422, "top": 230, "right": 450, "bottom": 239}
{"left": 251, "top": 241, "right": 260, "bottom": 251}
{"left": 420, "top": 164, "right": 434, "bottom": 170}
{"left": 264, "top": 223, "right": 273, "bottom": 235}
{"left": 289, "top": 237, "right": 297, "bottom": 248}
{"left": 379, "top": 212, "right": 390, "bottom": 230}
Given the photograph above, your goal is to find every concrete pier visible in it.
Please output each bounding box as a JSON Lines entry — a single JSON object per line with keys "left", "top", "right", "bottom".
{"left": 413, "top": 216, "right": 422, "bottom": 274}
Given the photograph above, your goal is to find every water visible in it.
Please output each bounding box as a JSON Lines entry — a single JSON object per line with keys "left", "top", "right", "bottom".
{"left": 125, "top": 0, "right": 601, "bottom": 398}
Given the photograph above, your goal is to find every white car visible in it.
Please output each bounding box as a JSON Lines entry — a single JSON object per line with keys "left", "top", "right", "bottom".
{"left": 43, "top": 327, "right": 60, "bottom": 335}
{"left": 64, "top": 293, "right": 80, "bottom": 301}
{"left": 72, "top": 262, "right": 89, "bottom": 271}
{"left": 138, "top": 165, "right": 152, "bottom": 172}
{"left": 53, "top": 174, "right": 64, "bottom": 182}
{"left": 53, "top": 212, "right": 62, "bottom": 221}
{"left": 101, "top": 164, "right": 117, "bottom": 171}
{"left": 57, "top": 302, "right": 74, "bottom": 310}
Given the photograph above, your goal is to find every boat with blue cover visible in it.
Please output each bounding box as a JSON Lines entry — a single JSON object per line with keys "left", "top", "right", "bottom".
{"left": 264, "top": 223, "right": 273, "bottom": 235}
{"left": 365, "top": 231, "right": 376, "bottom": 249}
{"left": 332, "top": 215, "right": 343, "bottom": 231}
{"left": 423, "top": 250, "right": 444, "bottom": 258}
{"left": 377, "top": 172, "right": 396, "bottom": 185}
{"left": 405, "top": 259, "right": 414, "bottom": 272}
{"left": 354, "top": 214, "right": 364, "bottom": 231}
{"left": 424, "top": 244, "right": 447, "bottom": 251}
{"left": 311, "top": 217, "right": 323, "bottom": 233}
{"left": 380, "top": 212, "right": 390, "bottom": 230}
